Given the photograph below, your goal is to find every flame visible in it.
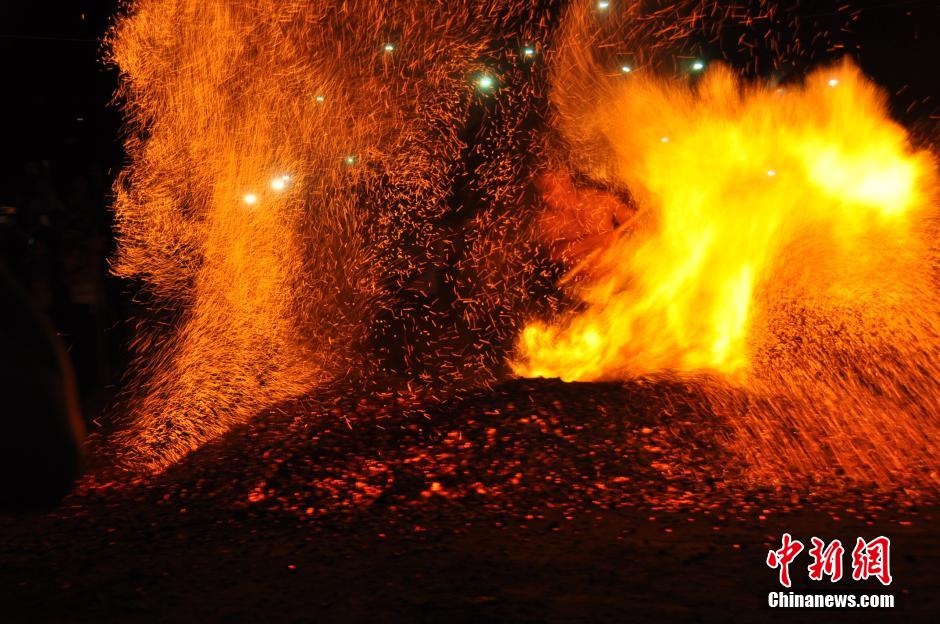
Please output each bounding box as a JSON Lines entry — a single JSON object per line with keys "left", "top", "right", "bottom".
{"left": 515, "top": 60, "right": 935, "bottom": 382}
{"left": 515, "top": 49, "right": 940, "bottom": 488}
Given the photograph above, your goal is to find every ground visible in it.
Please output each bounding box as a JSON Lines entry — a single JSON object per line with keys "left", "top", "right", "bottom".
{"left": 0, "top": 379, "right": 936, "bottom": 623}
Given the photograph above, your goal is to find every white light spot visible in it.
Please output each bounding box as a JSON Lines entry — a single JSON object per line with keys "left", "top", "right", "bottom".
{"left": 598, "top": 1, "right": 610, "bottom": 9}
{"left": 243, "top": 193, "right": 258, "bottom": 205}
{"left": 767, "top": 170, "right": 777, "bottom": 177}
{"left": 315, "top": 95, "right": 325, "bottom": 103}
{"left": 383, "top": 43, "right": 395, "bottom": 53}
{"left": 345, "top": 155, "right": 356, "bottom": 165}
{"left": 660, "top": 136, "right": 669, "bottom": 143}
{"left": 523, "top": 47, "right": 535, "bottom": 57}
{"left": 477, "top": 74, "right": 495, "bottom": 90}
{"left": 691, "top": 60, "right": 705, "bottom": 71}
{"left": 271, "top": 178, "right": 286, "bottom": 191}
{"left": 621, "top": 65, "right": 632, "bottom": 73}
{"left": 828, "top": 78, "right": 839, "bottom": 87}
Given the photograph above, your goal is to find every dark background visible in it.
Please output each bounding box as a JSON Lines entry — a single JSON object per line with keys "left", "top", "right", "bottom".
{"left": 1, "top": 0, "right": 937, "bottom": 423}
{"left": 1, "top": 2, "right": 125, "bottom": 420}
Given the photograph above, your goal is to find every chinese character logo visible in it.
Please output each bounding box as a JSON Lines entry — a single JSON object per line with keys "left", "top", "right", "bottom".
{"left": 807, "top": 537, "right": 844, "bottom": 582}
{"left": 767, "top": 533, "right": 804, "bottom": 587}
{"left": 851, "top": 536, "right": 892, "bottom": 586}
{"left": 767, "top": 534, "right": 892, "bottom": 587}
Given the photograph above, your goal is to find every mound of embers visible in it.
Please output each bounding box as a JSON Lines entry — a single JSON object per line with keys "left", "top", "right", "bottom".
{"left": 71, "top": 379, "right": 924, "bottom": 528}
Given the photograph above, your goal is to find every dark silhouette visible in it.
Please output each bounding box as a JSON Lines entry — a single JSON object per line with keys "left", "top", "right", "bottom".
{"left": 0, "top": 262, "right": 84, "bottom": 512}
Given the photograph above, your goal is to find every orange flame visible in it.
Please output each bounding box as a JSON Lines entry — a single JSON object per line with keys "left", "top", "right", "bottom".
{"left": 515, "top": 60, "right": 936, "bottom": 382}
{"left": 516, "top": 50, "right": 940, "bottom": 488}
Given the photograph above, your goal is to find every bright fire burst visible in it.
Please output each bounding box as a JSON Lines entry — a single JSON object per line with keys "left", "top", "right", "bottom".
{"left": 512, "top": 3, "right": 940, "bottom": 489}
{"left": 514, "top": 60, "right": 935, "bottom": 381}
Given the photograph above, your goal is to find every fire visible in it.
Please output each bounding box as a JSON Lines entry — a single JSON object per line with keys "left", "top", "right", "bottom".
{"left": 106, "top": 0, "right": 552, "bottom": 470}
{"left": 514, "top": 60, "right": 935, "bottom": 382}
{"left": 107, "top": 0, "right": 938, "bottom": 488}
{"left": 515, "top": 49, "right": 940, "bottom": 488}
{"left": 106, "top": 0, "right": 387, "bottom": 470}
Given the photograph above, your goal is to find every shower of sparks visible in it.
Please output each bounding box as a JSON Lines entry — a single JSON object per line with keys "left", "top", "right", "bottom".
{"left": 108, "top": 0, "right": 939, "bottom": 495}
{"left": 108, "top": 0, "right": 561, "bottom": 471}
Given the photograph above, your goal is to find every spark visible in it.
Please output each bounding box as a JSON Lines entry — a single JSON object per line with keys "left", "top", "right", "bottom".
{"left": 242, "top": 193, "right": 258, "bottom": 205}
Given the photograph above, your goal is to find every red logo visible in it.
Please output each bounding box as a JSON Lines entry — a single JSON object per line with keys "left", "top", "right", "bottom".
{"left": 807, "top": 537, "right": 844, "bottom": 582}
{"left": 851, "top": 536, "right": 892, "bottom": 586}
{"left": 766, "top": 535, "right": 892, "bottom": 587}
{"left": 766, "top": 533, "right": 804, "bottom": 587}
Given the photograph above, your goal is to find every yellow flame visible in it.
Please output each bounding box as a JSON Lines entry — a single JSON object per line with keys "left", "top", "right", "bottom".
{"left": 515, "top": 60, "right": 933, "bottom": 382}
